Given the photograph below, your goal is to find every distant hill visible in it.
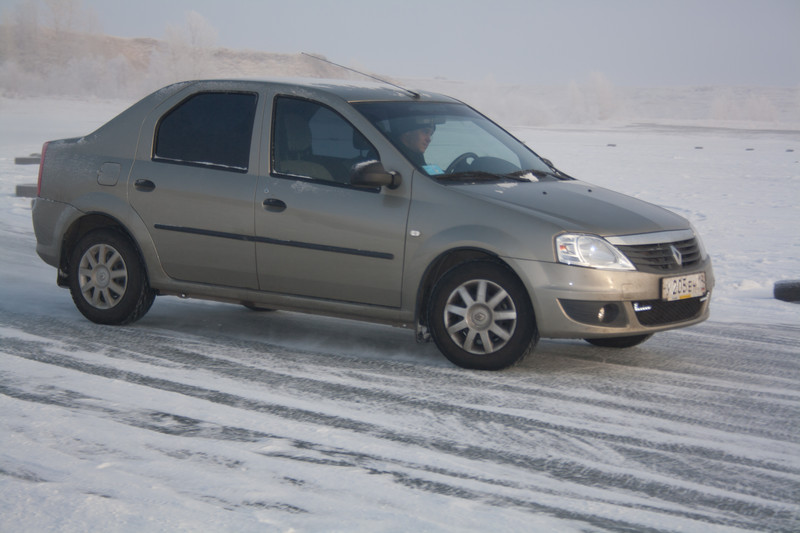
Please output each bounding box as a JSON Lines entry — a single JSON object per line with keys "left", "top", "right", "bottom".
{"left": 0, "top": 26, "right": 365, "bottom": 97}
{"left": 1, "top": 27, "right": 797, "bottom": 128}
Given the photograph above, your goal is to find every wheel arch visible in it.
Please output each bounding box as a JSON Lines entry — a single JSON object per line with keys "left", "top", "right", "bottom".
{"left": 58, "top": 213, "right": 148, "bottom": 287}
{"left": 415, "top": 247, "right": 529, "bottom": 328}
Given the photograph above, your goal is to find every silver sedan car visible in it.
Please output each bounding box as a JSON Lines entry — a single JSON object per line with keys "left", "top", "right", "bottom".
{"left": 33, "top": 78, "right": 713, "bottom": 370}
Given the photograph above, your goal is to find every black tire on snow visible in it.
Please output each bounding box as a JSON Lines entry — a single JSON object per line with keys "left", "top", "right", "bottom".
{"left": 68, "top": 228, "right": 155, "bottom": 325}
{"left": 428, "top": 261, "right": 538, "bottom": 370}
{"left": 774, "top": 280, "right": 800, "bottom": 303}
{"left": 584, "top": 334, "right": 652, "bottom": 348}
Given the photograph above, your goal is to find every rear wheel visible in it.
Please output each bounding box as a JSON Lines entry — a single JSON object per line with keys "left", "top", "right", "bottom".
{"left": 428, "top": 261, "right": 537, "bottom": 370}
{"left": 68, "top": 228, "right": 155, "bottom": 325}
{"left": 584, "top": 334, "right": 652, "bottom": 348}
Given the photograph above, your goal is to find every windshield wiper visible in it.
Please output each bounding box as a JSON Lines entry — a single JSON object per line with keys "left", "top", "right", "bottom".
{"left": 508, "top": 168, "right": 560, "bottom": 180}
{"left": 437, "top": 168, "right": 564, "bottom": 183}
{"left": 436, "top": 171, "right": 508, "bottom": 182}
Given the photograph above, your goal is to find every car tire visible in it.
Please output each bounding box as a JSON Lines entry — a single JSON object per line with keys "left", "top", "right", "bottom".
{"left": 584, "top": 334, "right": 652, "bottom": 348}
{"left": 428, "top": 261, "right": 538, "bottom": 370}
{"left": 68, "top": 228, "right": 155, "bottom": 325}
{"left": 774, "top": 280, "right": 800, "bottom": 302}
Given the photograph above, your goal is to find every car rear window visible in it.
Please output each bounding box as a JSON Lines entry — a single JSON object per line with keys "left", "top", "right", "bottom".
{"left": 154, "top": 92, "right": 258, "bottom": 172}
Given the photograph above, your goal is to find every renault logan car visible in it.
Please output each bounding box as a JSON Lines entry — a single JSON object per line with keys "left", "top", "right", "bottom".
{"left": 33, "top": 78, "right": 713, "bottom": 370}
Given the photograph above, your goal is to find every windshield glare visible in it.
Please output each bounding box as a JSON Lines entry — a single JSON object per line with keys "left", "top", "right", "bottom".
{"left": 352, "top": 101, "right": 555, "bottom": 180}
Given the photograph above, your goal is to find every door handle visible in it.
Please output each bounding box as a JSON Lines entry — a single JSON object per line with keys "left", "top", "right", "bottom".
{"left": 263, "top": 198, "right": 287, "bottom": 212}
{"left": 134, "top": 179, "right": 156, "bottom": 192}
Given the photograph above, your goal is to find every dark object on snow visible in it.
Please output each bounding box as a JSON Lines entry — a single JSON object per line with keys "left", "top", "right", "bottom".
{"left": 774, "top": 280, "right": 800, "bottom": 303}
{"left": 15, "top": 153, "right": 41, "bottom": 165}
{"left": 16, "top": 184, "right": 37, "bottom": 198}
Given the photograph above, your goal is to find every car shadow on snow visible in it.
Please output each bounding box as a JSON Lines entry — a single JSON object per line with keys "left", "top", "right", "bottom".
{"left": 133, "top": 295, "right": 656, "bottom": 373}
{"left": 137, "top": 296, "right": 446, "bottom": 368}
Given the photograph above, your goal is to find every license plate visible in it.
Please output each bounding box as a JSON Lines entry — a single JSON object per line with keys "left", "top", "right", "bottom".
{"left": 661, "top": 272, "right": 706, "bottom": 301}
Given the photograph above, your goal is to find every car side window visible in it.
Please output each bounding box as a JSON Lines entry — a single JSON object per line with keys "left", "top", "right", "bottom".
{"left": 154, "top": 92, "right": 258, "bottom": 172}
{"left": 272, "top": 96, "right": 378, "bottom": 184}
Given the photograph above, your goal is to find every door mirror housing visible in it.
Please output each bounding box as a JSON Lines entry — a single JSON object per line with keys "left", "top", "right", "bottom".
{"left": 350, "top": 160, "right": 401, "bottom": 189}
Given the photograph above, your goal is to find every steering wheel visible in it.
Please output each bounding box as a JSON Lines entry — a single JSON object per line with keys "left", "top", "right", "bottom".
{"left": 445, "top": 152, "right": 479, "bottom": 174}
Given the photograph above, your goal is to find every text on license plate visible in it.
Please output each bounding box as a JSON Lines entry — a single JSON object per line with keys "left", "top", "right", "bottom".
{"left": 661, "top": 272, "right": 706, "bottom": 301}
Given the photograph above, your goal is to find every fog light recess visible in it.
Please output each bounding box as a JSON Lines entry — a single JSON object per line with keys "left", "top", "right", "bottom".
{"left": 560, "top": 299, "right": 628, "bottom": 327}
{"left": 598, "top": 304, "right": 620, "bottom": 324}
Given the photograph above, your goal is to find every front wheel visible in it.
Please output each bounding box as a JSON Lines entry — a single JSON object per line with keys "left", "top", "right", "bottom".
{"left": 584, "top": 334, "right": 652, "bottom": 348}
{"left": 68, "top": 228, "right": 155, "bottom": 325}
{"left": 428, "top": 261, "right": 537, "bottom": 370}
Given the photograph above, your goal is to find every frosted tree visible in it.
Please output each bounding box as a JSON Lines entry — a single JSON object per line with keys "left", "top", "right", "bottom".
{"left": 42, "top": 0, "right": 99, "bottom": 64}
{"left": 566, "top": 81, "right": 586, "bottom": 122}
{"left": 43, "top": 0, "right": 78, "bottom": 34}
{"left": 1, "top": 0, "right": 41, "bottom": 65}
{"left": 588, "top": 72, "right": 618, "bottom": 120}
{"left": 155, "top": 10, "right": 219, "bottom": 83}
{"left": 565, "top": 73, "right": 618, "bottom": 123}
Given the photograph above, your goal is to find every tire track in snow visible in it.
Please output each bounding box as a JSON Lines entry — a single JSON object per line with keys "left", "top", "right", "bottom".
{"left": 5, "top": 311, "right": 797, "bottom": 459}
{"left": 3, "top": 312, "right": 799, "bottom": 531}
{"left": 1, "top": 375, "right": 789, "bottom": 533}
{"left": 3, "top": 314, "right": 798, "bottom": 467}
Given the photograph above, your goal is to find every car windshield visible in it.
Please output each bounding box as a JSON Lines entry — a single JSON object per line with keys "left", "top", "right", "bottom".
{"left": 352, "top": 101, "right": 561, "bottom": 182}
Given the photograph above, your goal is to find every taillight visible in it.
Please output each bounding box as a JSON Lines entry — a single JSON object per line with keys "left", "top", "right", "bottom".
{"left": 37, "top": 141, "right": 49, "bottom": 197}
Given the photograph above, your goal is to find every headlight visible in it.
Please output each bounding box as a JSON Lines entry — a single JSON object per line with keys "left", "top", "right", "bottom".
{"left": 556, "top": 234, "right": 635, "bottom": 271}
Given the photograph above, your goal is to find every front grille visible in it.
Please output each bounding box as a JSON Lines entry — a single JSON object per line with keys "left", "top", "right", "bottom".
{"left": 617, "top": 238, "right": 701, "bottom": 273}
{"left": 633, "top": 297, "right": 704, "bottom": 326}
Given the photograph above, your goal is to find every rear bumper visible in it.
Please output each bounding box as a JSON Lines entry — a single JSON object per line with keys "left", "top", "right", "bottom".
{"left": 32, "top": 197, "right": 81, "bottom": 268}
{"left": 507, "top": 256, "right": 714, "bottom": 339}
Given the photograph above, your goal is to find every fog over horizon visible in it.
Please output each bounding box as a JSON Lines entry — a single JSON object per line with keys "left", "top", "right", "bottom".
{"left": 1, "top": 0, "right": 799, "bottom": 126}
{"left": 69, "top": 0, "right": 800, "bottom": 87}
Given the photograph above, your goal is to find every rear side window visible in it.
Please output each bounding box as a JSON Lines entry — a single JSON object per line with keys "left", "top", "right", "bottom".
{"left": 154, "top": 92, "right": 258, "bottom": 172}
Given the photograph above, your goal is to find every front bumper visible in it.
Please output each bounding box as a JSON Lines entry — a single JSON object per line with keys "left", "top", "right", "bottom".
{"left": 507, "top": 256, "right": 714, "bottom": 339}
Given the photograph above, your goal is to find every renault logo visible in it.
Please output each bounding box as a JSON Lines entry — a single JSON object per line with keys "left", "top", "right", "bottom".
{"left": 670, "top": 245, "right": 683, "bottom": 267}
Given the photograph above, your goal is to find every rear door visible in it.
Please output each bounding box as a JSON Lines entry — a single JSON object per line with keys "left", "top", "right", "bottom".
{"left": 129, "top": 85, "right": 263, "bottom": 289}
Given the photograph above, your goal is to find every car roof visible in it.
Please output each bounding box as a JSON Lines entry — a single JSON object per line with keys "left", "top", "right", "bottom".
{"left": 181, "top": 77, "right": 460, "bottom": 104}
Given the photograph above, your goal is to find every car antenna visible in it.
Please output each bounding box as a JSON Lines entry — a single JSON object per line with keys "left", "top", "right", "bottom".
{"left": 302, "top": 52, "right": 420, "bottom": 99}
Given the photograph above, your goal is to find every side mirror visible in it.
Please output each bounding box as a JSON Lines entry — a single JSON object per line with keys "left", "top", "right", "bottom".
{"left": 350, "top": 160, "right": 401, "bottom": 190}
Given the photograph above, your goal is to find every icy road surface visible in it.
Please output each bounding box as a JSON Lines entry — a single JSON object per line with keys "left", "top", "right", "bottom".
{"left": 2, "top": 304, "right": 800, "bottom": 532}
{"left": 1, "top": 97, "right": 799, "bottom": 532}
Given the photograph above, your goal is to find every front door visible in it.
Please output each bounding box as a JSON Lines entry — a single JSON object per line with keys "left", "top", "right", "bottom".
{"left": 254, "top": 96, "right": 409, "bottom": 307}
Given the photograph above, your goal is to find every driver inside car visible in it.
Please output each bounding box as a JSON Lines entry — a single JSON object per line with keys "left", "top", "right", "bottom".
{"left": 395, "top": 118, "right": 436, "bottom": 167}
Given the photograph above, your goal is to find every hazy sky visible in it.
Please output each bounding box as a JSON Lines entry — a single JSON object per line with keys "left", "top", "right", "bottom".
{"left": 76, "top": 0, "right": 800, "bottom": 86}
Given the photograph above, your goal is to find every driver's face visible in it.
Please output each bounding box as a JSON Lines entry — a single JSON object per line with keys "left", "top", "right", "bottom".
{"left": 401, "top": 126, "right": 434, "bottom": 154}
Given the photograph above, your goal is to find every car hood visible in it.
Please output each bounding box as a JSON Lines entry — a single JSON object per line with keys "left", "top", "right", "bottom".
{"left": 451, "top": 179, "right": 689, "bottom": 236}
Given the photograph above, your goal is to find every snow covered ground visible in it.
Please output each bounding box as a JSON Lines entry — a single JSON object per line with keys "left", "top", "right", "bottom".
{"left": 1, "top": 95, "right": 799, "bottom": 532}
